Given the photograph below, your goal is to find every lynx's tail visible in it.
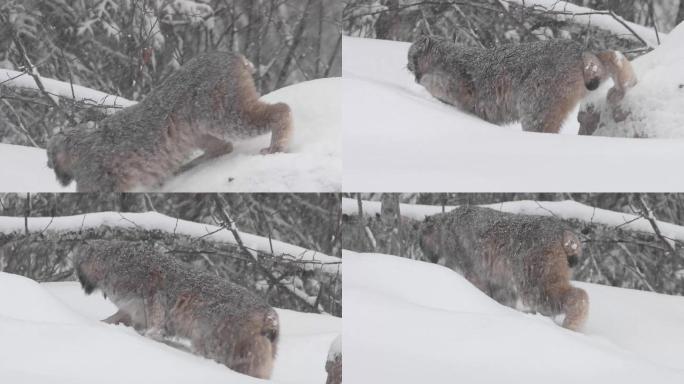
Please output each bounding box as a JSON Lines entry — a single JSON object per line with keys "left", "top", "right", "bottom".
{"left": 582, "top": 50, "right": 638, "bottom": 103}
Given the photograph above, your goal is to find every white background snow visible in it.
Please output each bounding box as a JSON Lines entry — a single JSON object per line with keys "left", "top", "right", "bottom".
{"left": 342, "top": 34, "right": 684, "bottom": 192}
{"left": 0, "top": 75, "right": 341, "bottom": 192}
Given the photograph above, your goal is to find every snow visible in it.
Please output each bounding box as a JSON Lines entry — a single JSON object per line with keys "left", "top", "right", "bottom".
{"left": 0, "top": 78, "right": 341, "bottom": 192}
{"left": 507, "top": 0, "right": 664, "bottom": 47}
{"left": 581, "top": 21, "right": 684, "bottom": 138}
{"left": 344, "top": 197, "right": 684, "bottom": 243}
{"left": 0, "top": 273, "right": 340, "bottom": 384}
{"left": 0, "top": 144, "right": 74, "bottom": 192}
{"left": 344, "top": 250, "right": 684, "bottom": 384}
{"left": 342, "top": 36, "right": 684, "bottom": 191}
{"left": 0, "top": 211, "right": 341, "bottom": 274}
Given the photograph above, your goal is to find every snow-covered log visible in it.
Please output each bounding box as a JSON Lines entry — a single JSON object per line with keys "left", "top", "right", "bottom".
{"left": 507, "top": 0, "right": 665, "bottom": 47}
{"left": 343, "top": 197, "right": 684, "bottom": 245}
{"left": 0, "top": 211, "right": 341, "bottom": 275}
{"left": 0, "top": 68, "right": 136, "bottom": 109}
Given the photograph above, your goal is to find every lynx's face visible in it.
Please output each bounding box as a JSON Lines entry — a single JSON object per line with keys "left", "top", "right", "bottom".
{"left": 418, "top": 218, "right": 442, "bottom": 263}
{"left": 407, "top": 36, "right": 439, "bottom": 83}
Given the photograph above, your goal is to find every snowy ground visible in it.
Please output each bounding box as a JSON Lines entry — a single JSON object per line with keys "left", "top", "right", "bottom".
{"left": 0, "top": 273, "right": 340, "bottom": 384}
{"left": 342, "top": 36, "right": 684, "bottom": 191}
{"left": 0, "top": 77, "right": 341, "bottom": 192}
{"left": 344, "top": 250, "right": 684, "bottom": 384}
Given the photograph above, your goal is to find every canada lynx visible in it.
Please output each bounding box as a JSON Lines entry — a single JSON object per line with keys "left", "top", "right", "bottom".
{"left": 47, "top": 52, "right": 293, "bottom": 191}
{"left": 72, "top": 240, "right": 279, "bottom": 379}
{"left": 418, "top": 206, "right": 588, "bottom": 331}
{"left": 407, "top": 36, "right": 637, "bottom": 133}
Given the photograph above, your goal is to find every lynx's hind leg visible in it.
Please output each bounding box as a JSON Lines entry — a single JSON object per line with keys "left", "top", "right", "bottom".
{"left": 230, "top": 310, "right": 279, "bottom": 379}
{"left": 560, "top": 286, "right": 589, "bottom": 331}
{"left": 259, "top": 102, "right": 293, "bottom": 155}
{"left": 103, "top": 309, "right": 134, "bottom": 327}
{"left": 518, "top": 75, "right": 587, "bottom": 133}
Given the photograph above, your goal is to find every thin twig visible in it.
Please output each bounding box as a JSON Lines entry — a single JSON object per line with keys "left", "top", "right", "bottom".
{"left": 635, "top": 194, "right": 677, "bottom": 257}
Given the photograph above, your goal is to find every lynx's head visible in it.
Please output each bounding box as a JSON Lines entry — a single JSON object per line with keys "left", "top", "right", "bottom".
{"left": 407, "top": 35, "right": 449, "bottom": 83}
{"left": 417, "top": 215, "right": 442, "bottom": 264}
{"left": 71, "top": 242, "right": 105, "bottom": 295}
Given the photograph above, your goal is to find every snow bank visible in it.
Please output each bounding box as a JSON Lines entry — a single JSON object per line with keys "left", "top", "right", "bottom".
{"left": 0, "top": 211, "right": 341, "bottom": 274}
{"left": 0, "top": 273, "right": 340, "bottom": 384}
{"left": 580, "top": 21, "right": 684, "bottom": 138}
{"left": 0, "top": 78, "right": 341, "bottom": 192}
{"left": 344, "top": 197, "right": 684, "bottom": 243}
{"left": 344, "top": 250, "right": 684, "bottom": 383}
{"left": 508, "top": 0, "right": 664, "bottom": 47}
{"left": 342, "top": 36, "right": 684, "bottom": 191}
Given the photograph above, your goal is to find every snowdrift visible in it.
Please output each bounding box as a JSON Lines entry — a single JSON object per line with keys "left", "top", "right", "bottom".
{"left": 344, "top": 251, "right": 684, "bottom": 384}
{"left": 0, "top": 273, "right": 340, "bottom": 384}
{"left": 0, "top": 78, "right": 341, "bottom": 192}
{"left": 342, "top": 36, "right": 684, "bottom": 191}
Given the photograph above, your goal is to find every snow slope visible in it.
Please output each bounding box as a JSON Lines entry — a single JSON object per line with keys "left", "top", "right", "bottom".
{"left": 0, "top": 78, "right": 341, "bottom": 192}
{"left": 0, "top": 273, "right": 340, "bottom": 384}
{"left": 342, "top": 36, "right": 684, "bottom": 191}
{"left": 344, "top": 251, "right": 684, "bottom": 384}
